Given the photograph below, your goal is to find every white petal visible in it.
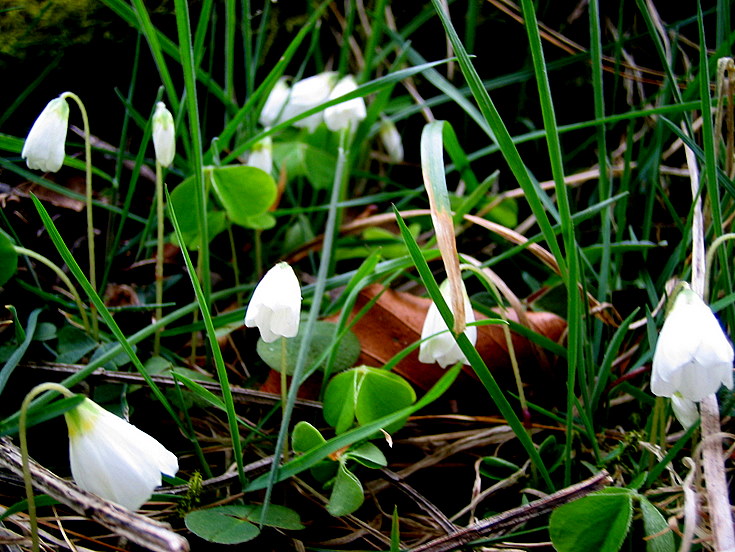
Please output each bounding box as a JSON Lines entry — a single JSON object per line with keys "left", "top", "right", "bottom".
{"left": 245, "top": 262, "right": 302, "bottom": 342}
{"left": 247, "top": 136, "right": 273, "bottom": 174}
{"left": 671, "top": 394, "right": 699, "bottom": 429}
{"left": 22, "top": 97, "right": 69, "bottom": 173}
{"left": 379, "top": 118, "right": 404, "bottom": 163}
{"left": 152, "top": 102, "right": 176, "bottom": 167}
{"left": 259, "top": 78, "right": 291, "bottom": 127}
{"left": 419, "top": 280, "right": 476, "bottom": 367}
{"left": 286, "top": 72, "right": 336, "bottom": 131}
{"left": 324, "top": 75, "right": 366, "bottom": 132}
{"left": 65, "top": 399, "right": 178, "bottom": 510}
{"left": 651, "top": 286, "right": 734, "bottom": 400}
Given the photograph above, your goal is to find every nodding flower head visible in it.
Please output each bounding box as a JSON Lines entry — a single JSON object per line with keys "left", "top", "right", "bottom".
{"left": 64, "top": 398, "right": 178, "bottom": 511}
{"left": 651, "top": 284, "right": 734, "bottom": 402}
{"left": 22, "top": 96, "right": 70, "bottom": 173}
{"left": 244, "top": 262, "right": 302, "bottom": 343}
{"left": 419, "top": 280, "right": 477, "bottom": 368}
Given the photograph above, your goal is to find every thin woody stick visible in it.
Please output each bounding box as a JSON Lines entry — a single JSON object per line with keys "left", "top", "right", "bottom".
{"left": 405, "top": 470, "right": 611, "bottom": 552}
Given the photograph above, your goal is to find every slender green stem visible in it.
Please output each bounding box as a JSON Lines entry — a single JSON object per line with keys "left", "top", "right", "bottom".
{"left": 262, "top": 126, "right": 353, "bottom": 519}
{"left": 13, "top": 247, "right": 90, "bottom": 333}
{"left": 20, "top": 383, "right": 75, "bottom": 552}
{"left": 279, "top": 336, "right": 289, "bottom": 461}
{"left": 61, "top": 92, "right": 97, "bottom": 339}
{"left": 154, "top": 161, "right": 165, "bottom": 355}
{"left": 226, "top": 224, "right": 242, "bottom": 302}
{"left": 254, "top": 229, "right": 263, "bottom": 278}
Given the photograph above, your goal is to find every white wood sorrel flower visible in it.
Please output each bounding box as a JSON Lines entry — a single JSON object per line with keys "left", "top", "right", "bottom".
{"left": 21, "top": 95, "right": 70, "bottom": 172}
{"left": 287, "top": 72, "right": 337, "bottom": 132}
{"left": 247, "top": 136, "right": 273, "bottom": 175}
{"left": 245, "top": 262, "right": 302, "bottom": 343}
{"left": 63, "top": 398, "right": 178, "bottom": 510}
{"left": 419, "top": 280, "right": 477, "bottom": 368}
{"left": 651, "top": 284, "right": 734, "bottom": 402}
{"left": 324, "top": 74, "right": 366, "bottom": 132}
{"left": 152, "top": 101, "right": 175, "bottom": 167}
{"left": 259, "top": 77, "right": 291, "bottom": 128}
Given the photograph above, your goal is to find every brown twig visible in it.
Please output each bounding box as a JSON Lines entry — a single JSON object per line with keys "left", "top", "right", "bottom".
{"left": 404, "top": 470, "right": 611, "bottom": 552}
{"left": 0, "top": 437, "right": 189, "bottom": 552}
{"left": 22, "top": 362, "right": 322, "bottom": 410}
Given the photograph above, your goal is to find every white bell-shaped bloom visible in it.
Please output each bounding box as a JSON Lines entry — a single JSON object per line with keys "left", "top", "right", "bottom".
{"left": 379, "top": 117, "right": 404, "bottom": 163}
{"left": 245, "top": 262, "right": 302, "bottom": 343}
{"left": 671, "top": 393, "right": 699, "bottom": 429}
{"left": 651, "top": 284, "right": 734, "bottom": 402}
{"left": 324, "top": 75, "right": 366, "bottom": 132}
{"left": 63, "top": 398, "right": 178, "bottom": 511}
{"left": 21, "top": 96, "right": 70, "bottom": 173}
{"left": 259, "top": 78, "right": 291, "bottom": 128}
{"left": 286, "top": 72, "right": 337, "bottom": 132}
{"left": 247, "top": 136, "right": 273, "bottom": 175}
{"left": 419, "top": 280, "right": 477, "bottom": 368}
{"left": 152, "top": 102, "right": 176, "bottom": 167}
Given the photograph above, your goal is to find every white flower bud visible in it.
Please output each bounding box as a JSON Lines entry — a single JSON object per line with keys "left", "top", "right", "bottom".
{"left": 379, "top": 117, "right": 404, "bottom": 163}
{"left": 419, "top": 280, "right": 477, "bottom": 368}
{"left": 247, "top": 136, "right": 273, "bottom": 175}
{"left": 152, "top": 102, "right": 176, "bottom": 167}
{"left": 651, "top": 284, "right": 734, "bottom": 402}
{"left": 21, "top": 96, "right": 70, "bottom": 173}
{"left": 64, "top": 398, "right": 178, "bottom": 511}
{"left": 245, "top": 262, "right": 302, "bottom": 343}
{"left": 324, "top": 74, "right": 366, "bottom": 132}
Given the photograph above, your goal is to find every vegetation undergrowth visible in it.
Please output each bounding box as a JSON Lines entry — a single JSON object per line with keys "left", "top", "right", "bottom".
{"left": 0, "top": 1, "right": 733, "bottom": 551}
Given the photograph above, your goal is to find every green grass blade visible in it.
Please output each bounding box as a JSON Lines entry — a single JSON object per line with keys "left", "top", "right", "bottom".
{"left": 394, "top": 206, "right": 553, "bottom": 489}
{"left": 167, "top": 188, "right": 246, "bottom": 490}
{"left": 29, "top": 194, "right": 181, "bottom": 428}
{"left": 428, "top": 0, "right": 565, "bottom": 276}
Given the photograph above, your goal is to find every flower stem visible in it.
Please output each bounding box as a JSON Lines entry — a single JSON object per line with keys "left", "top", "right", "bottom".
{"left": 280, "top": 336, "right": 289, "bottom": 462}
{"left": 20, "top": 383, "right": 75, "bottom": 552}
{"left": 154, "top": 161, "right": 165, "bottom": 355}
{"left": 13, "top": 247, "right": 90, "bottom": 333}
{"left": 61, "top": 92, "right": 98, "bottom": 340}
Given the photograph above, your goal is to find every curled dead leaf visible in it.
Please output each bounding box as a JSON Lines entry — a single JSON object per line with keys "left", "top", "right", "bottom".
{"left": 329, "top": 284, "right": 567, "bottom": 404}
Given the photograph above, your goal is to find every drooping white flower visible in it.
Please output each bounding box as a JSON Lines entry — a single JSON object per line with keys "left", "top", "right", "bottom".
{"left": 259, "top": 78, "right": 291, "bottom": 128}
{"left": 152, "top": 102, "right": 176, "bottom": 167}
{"left": 21, "top": 96, "right": 70, "bottom": 173}
{"left": 247, "top": 136, "right": 273, "bottom": 175}
{"left": 287, "top": 72, "right": 337, "bottom": 132}
{"left": 245, "top": 262, "right": 302, "bottom": 343}
{"left": 324, "top": 74, "right": 366, "bottom": 132}
{"left": 379, "top": 117, "right": 404, "bottom": 163}
{"left": 651, "top": 284, "right": 734, "bottom": 402}
{"left": 63, "top": 398, "right": 178, "bottom": 511}
{"left": 671, "top": 393, "right": 699, "bottom": 429}
{"left": 419, "top": 280, "right": 477, "bottom": 368}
